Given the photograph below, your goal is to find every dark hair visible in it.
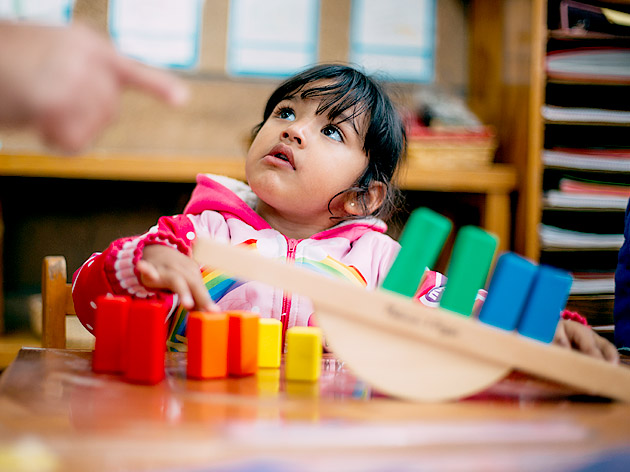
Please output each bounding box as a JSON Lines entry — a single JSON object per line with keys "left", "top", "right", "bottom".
{"left": 252, "top": 63, "right": 407, "bottom": 221}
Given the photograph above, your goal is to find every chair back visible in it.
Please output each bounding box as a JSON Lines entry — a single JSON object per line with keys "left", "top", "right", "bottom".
{"left": 41, "top": 256, "right": 75, "bottom": 348}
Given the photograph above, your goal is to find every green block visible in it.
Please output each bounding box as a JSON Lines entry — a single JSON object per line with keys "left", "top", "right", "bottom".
{"left": 440, "top": 226, "right": 498, "bottom": 317}
{"left": 381, "top": 207, "right": 452, "bottom": 298}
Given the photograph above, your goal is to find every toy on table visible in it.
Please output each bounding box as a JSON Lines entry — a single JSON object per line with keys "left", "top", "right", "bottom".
{"left": 92, "top": 295, "right": 130, "bottom": 374}
{"left": 258, "top": 318, "right": 282, "bottom": 369}
{"left": 477, "top": 253, "right": 538, "bottom": 331}
{"left": 186, "top": 311, "right": 229, "bottom": 379}
{"left": 124, "top": 299, "right": 168, "bottom": 385}
{"left": 381, "top": 207, "right": 451, "bottom": 297}
{"left": 92, "top": 297, "right": 169, "bottom": 385}
{"left": 285, "top": 327, "right": 323, "bottom": 382}
{"left": 227, "top": 311, "right": 259, "bottom": 377}
{"left": 192, "top": 207, "right": 630, "bottom": 402}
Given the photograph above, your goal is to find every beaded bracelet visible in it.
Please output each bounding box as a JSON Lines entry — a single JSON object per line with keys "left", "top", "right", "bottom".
{"left": 561, "top": 309, "right": 589, "bottom": 326}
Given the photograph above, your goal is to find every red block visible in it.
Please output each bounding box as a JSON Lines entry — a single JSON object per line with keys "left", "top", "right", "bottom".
{"left": 227, "top": 311, "right": 259, "bottom": 377}
{"left": 186, "top": 311, "right": 229, "bottom": 379}
{"left": 92, "top": 295, "right": 130, "bottom": 374}
{"left": 123, "top": 299, "right": 168, "bottom": 385}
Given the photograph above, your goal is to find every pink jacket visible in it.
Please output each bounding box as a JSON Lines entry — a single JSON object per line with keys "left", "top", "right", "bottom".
{"left": 72, "top": 174, "right": 402, "bottom": 351}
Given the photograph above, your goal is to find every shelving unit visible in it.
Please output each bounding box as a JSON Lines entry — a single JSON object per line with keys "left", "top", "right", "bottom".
{"left": 538, "top": 0, "right": 630, "bottom": 332}
{"left": 468, "top": 0, "right": 629, "bottom": 334}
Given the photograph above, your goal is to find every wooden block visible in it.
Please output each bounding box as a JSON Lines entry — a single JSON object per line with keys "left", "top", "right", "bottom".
{"left": 381, "top": 207, "right": 452, "bottom": 297}
{"left": 440, "top": 226, "right": 498, "bottom": 316}
{"left": 227, "top": 311, "right": 259, "bottom": 376}
{"left": 186, "top": 311, "right": 229, "bottom": 379}
{"left": 478, "top": 252, "right": 537, "bottom": 331}
{"left": 517, "top": 265, "right": 573, "bottom": 343}
{"left": 258, "top": 318, "right": 282, "bottom": 368}
{"left": 92, "top": 295, "right": 130, "bottom": 374}
{"left": 285, "top": 326, "right": 322, "bottom": 382}
{"left": 123, "top": 300, "right": 168, "bottom": 385}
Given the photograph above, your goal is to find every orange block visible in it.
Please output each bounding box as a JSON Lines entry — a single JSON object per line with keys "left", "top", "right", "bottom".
{"left": 227, "top": 311, "right": 259, "bottom": 376}
{"left": 186, "top": 311, "right": 229, "bottom": 379}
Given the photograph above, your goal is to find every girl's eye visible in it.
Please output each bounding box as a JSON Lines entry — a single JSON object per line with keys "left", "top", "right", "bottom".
{"left": 322, "top": 125, "right": 343, "bottom": 142}
{"left": 276, "top": 107, "right": 295, "bottom": 121}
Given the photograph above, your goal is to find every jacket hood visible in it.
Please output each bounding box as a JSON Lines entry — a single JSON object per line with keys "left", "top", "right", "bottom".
{"left": 184, "top": 173, "right": 390, "bottom": 242}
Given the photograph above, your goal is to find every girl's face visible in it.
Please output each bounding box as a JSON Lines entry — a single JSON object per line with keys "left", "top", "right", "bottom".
{"left": 245, "top": 87, "right": 369, "bottom": 232}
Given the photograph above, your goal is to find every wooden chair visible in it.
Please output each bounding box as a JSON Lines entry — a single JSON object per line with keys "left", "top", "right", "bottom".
{"left": 41, "top": 256, "right": 75, "bottom": 349}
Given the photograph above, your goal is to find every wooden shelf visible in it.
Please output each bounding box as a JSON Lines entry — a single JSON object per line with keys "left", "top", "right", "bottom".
{"left": 0, "top": 152, "right": 517, "bottom": 252}
{"left": 0, "top": 152, "right": 517, "bottom": 191}
{"left": 0, "top": 152, "right": 247, "bottom": 183}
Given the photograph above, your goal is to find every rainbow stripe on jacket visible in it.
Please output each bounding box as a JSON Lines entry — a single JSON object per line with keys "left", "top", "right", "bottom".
{"left": 166, "top": 241, "right": 367, "bottom": 352}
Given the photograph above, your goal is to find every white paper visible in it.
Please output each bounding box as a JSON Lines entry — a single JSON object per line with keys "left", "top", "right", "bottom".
{"left": 108, "top": 0, "right": 203, "bottom": 69}
{"left": 350, "top": 0, "right": 435, "bottom": 82}
{"left": 227, "top": 0, "right": 319, "bottom": 77}
{"left": 544, "top": 190, "right": 630, "bottom": 210}
{"left": 542, "top": 105, "right": 630, "bottom": 124}
{"left": 539, "top": 224, "right": 624, "bottom": 250}
{"left": 0, "top": 0, "right": 74, "bottom": 24}
{"left": 543, "top": 150, "right": 630, "bottom": 172}
{"left": 570, "top": 277, "right": 615, "bottom": 295}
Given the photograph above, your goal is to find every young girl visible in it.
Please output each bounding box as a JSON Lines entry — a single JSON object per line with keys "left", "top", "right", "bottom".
{"left": 72, "top": 63, "right": 618, "bottom": 362}
{"left": 73, "top": 64, "right": 406, "bottom": 351}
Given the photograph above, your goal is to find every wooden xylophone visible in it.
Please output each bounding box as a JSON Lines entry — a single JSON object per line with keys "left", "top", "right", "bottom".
{"left": 193, "top": 208, "right": 630, "bottom": 402}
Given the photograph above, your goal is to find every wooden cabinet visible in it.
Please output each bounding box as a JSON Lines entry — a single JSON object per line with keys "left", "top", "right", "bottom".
{"left": 540, "top": 0, "right": 629, "bottom": 331}
{"left": 469, "top": 0, "right": 630, "bottom": 330}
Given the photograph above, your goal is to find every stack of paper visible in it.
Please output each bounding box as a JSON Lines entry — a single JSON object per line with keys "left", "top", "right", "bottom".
{"left": 543, "top": 148, "right": 630, "bottom": 172}
{"left": 539, "top": 224, "right": 624, "bottom": 250}
{"left": 570, "top": 272, "right": 616, "bottom": 295}
{"left": 542, "top": 105, "right": 630, "bottom": 124}
{"left": 544, "top": 190, "right": 629, "bottom": 210}
{"left": 546, "top": 48, "right": 630, "bottom": 84}
{"left": 544, "top": 177, "right": 630, "bottom": 210}
{"left": 559, "top": 177, "right": 630, "bottom": 197}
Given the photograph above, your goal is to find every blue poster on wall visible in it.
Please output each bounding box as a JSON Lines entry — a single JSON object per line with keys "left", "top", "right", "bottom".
{"left": 108, "top": 0, "right": 204, "bottom": 70}
{"left": 227, "top": 0, "right": 320, "bottom": 78}
{"left": 0, "top": 0, "right": 74, "bottom": 24}
{"left": 350, "top": 0, "right": 436, "bottom": 83}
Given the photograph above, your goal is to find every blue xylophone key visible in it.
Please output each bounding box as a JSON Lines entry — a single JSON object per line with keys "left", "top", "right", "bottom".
{"left": 478, "top": 252, "right": 537, "bottom": 331}
{"left": 517, "top": 265, "right": 573, "bottom": 343}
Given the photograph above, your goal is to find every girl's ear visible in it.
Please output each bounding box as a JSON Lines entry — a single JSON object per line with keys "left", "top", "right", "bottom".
{"left": 344, "top": 182, "right": 386, "bottom": 216}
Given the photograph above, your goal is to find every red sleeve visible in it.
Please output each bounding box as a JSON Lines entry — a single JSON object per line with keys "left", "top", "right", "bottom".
{"left": 71, "top": 213, "right": 195, "bottom": 335}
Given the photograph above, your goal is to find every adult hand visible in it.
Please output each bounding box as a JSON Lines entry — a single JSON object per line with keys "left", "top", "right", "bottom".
{"left": 138, "top": 244, "right": 214, "bottom": 312}
{"left": 0, "top": 21, "right": 189, "bottom": 153}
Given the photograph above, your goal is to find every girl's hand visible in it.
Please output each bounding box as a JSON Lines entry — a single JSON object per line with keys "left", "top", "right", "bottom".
{"left": 553, "top": 319, "right": 619, "bottom": 364}
{"left": 137, "top": 245, "right": 214, "bottom": 312}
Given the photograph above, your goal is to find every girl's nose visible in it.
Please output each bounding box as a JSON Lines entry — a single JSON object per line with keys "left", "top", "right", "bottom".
{"left": 282, "top": 122, "right": 306, "bottom": 146}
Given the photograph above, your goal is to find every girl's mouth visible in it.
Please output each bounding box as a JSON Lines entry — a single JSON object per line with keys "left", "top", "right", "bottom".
{"left": 266, "top": 144, "right": 295, "bottom": 169}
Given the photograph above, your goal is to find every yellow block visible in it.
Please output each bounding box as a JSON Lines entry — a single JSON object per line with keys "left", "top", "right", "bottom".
{"left": 257, "top": 318, "right": 282, "bottom": 368}
{"left": 285, "top": 326, "right": 322, "bottom": 382}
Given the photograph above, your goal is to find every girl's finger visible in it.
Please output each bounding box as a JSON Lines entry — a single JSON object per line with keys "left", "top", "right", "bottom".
{"left": 180, "top": 268, "right": 214, "bottom": 312}
{"left": 156, "top": 268, "right": 195, "bottom": 309}
{"left": 136, "top": 260, "right": 161, "bottom": 285}
{"left": 598, "top": 337, "right": 620, "bottom": 364}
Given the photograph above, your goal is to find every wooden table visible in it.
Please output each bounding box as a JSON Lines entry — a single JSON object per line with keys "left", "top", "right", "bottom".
{"left": 0, "top": 348, "right": 629, "bottom": 472}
